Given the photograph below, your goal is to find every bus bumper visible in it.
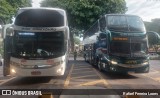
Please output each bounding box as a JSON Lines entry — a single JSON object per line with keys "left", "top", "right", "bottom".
{"left": 108, "top": 64, "right": 149, "bottom": 73}
{"left": 10, "top": 64, "right": 66, "bottom": 77}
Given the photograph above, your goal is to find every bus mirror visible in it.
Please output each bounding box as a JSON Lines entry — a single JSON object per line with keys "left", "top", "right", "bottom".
{"left": 147, "top": 31, "right": 160, "bottom": 45}
{"left": 99, "top": 33, "right": 107, "bottom": 40}
{"left": 6, "top": 26, "right": 14, "bottom": 36}
{"left": 97, "top": 36, "right": 99, "bottom": 40}
{"left": 65, "top": 26, "right": 69, "bottom": 39}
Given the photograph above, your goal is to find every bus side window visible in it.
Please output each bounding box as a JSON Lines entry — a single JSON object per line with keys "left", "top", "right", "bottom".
{"left": 98, "top": 33, "right": 108, "bottom": 48}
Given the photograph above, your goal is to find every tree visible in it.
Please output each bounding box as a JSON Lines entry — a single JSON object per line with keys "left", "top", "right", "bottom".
{"left": 147, "top": 31, "right": 160, "bottom": 54}
{"left": 144, "top": 18, "right": 160, "bottom": 34}
{"left": 41, "top": 0, "right": 127, "bottom": 51}
{"left": 41, "top": 0, "right": 127, "bottom": 30}
{"left": 0, "top": 0, "right": 31, "bottom": 56}
{"left": 144, "top": 19, "right": 160, "bottom": 53}
{"left": 0, "top": 0, "right": 31, "bottom": 24}
{"left": 74, "top": 36, "right": 81, "bottom": 45}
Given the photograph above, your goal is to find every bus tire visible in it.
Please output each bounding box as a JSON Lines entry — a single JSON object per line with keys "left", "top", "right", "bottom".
{"left": 84, "top": 56, "right": 87, "bottom": 62}
{"left": 3, "top": 66, "right": 10, "bottom": 76}
{"left": 0, "top": 62, "right": 2, "bottom": 66}
{"left": 98, "top": 60, "right": 102, "bottom": 71}
{"left": 105, "top": 62, "right": 110, "bottom": 72}
{"left": 91, "top": 59, "right": 95, "bottom": 66}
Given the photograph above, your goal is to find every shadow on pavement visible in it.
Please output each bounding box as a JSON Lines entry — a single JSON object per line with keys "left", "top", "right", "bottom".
{"left": 1, "top": 76, "right": 60, "bottom": 86}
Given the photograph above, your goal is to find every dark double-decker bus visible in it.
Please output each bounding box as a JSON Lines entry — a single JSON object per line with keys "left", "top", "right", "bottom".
{"left": 83, "top": 14, "right": 154, "bottom": 74}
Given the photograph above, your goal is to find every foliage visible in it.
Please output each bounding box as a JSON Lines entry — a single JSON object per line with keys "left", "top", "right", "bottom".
{"left": 144, "top": 19, "right": 160, "bottom": 52}
{"left": 145, "top": 18, "right": 160, "bottom": 54}
{"left": 0, "top": 39, "right": 3, "bottom": 56}
{"left": 147, "top": 31, "right": 160, "bottom": 46}
{"left": 0, "top": 0, "right": 31, "bottom": 24}
{"left": 41, "top": 0, "right": 127, "bottom": 31}
{"left": 144, "top": 18, "right": 160, "bottom": 34}
{"left": 41, "top": 0, "right": 127, "bottom": 51}
{"left": 74, "top": 36, "right": 81, "bottom": 45}
{"left": 0, "top": 0, "right": 31, "bottom": 56}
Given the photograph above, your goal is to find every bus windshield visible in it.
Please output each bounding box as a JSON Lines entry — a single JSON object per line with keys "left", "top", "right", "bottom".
{"left": 15, "top": 9, "right": 64, "bottom": 27}
{"left": 107, "top": 15, "right": 145, "bottom": 32}
{"left": 110, "top": 41, "right": 147, "bottom": 57}
{"left": 12, "top": 31, "right": 65, "bottom": 59}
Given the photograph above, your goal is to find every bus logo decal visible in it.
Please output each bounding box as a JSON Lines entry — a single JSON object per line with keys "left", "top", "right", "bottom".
{"left": 126, "top": 61, "right": 137, "bottom": 64}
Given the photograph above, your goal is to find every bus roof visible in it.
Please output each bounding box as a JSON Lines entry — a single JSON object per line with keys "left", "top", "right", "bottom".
{"left": 105, "top": 14, "right": 141, "bottom": 18}
{"left": 14, "top": 7, "right": 67, "bottom": 27}
{"left": 19, "top": 7, "right": 65, "bottom": 11}
{"left": 16, "top": 7, "right": 65, "bottom": 15}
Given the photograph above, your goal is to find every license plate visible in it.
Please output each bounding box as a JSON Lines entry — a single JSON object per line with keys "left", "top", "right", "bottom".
{"left": 31, "top": 71, "right": 41, "bottom": 75}
{"left": 129, "top": 65, "right": 135, "bottom": 68}
{"left": 128, "top": 71, "right": 135, "bottom": 74}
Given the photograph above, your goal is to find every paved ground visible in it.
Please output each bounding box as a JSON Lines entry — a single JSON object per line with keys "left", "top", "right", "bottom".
{"left": 0, "top": 57, "right": 160, "bottom": 98}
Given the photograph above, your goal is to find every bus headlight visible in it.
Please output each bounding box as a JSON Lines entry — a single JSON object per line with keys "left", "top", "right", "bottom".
{"left": 142, "top": 61, "right": 149, "bottom": 65}
{"left": 111, "top": 60, "right": 118, "bottom": 65}
{"left": 11, "top": 69, "right": 16, "bottom": 73}
{"left": 57, "top": 67, "right": 63, "bottom": 73}
{"left": 54, "top": 60, "right": 64, "bottom": 66}
{"left": 54, "top": 62, "right": 61, "bottom": 66}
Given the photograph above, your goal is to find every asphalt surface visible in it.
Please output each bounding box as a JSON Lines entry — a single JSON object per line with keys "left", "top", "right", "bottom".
{"left": 0, "top": 57, "right": 160, "bottom": 98}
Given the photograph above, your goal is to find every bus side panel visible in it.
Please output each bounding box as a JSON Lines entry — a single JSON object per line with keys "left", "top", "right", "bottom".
{"left": 3, "top": 36, "right": 12, "bottom": 76}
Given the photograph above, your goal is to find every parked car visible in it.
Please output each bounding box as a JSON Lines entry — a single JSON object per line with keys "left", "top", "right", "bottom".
{"left": 149, "top": 53, "right": 159, "bottom": 59}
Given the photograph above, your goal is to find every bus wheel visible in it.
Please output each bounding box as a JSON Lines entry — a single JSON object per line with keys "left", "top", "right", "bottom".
{"left": 84, "top": 55, "right": 87, "bottom": 62}
{"left": 3, "top": 66, "right": 10, "bottom": 76}
{"left": 84, "top": 57, "right": 86, "bottom": 61}
{"left": 91, "top": 59, "right": 95, "bottom": 66}
{"left": 98, "top": 60, "right": 102, "bottom": 71}
{"left": 0, "top": 62, "right": 2, "bottom": 66}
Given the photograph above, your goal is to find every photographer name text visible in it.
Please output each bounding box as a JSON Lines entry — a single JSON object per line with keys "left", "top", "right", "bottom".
{"left": 123, "top": 92, "right": 158, "bottom": 95}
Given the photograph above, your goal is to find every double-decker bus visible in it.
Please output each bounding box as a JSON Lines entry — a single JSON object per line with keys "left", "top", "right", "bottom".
{"left": 83, "top": 14, "right": 159, "bottom": 74}
{"left": 2, "top": 7, "right": 70, "bottom": 77}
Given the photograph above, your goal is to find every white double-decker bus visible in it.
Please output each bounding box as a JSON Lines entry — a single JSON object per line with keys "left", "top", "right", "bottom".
{"left": 2, "top": 7, "right": 70, "bottom": 77}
